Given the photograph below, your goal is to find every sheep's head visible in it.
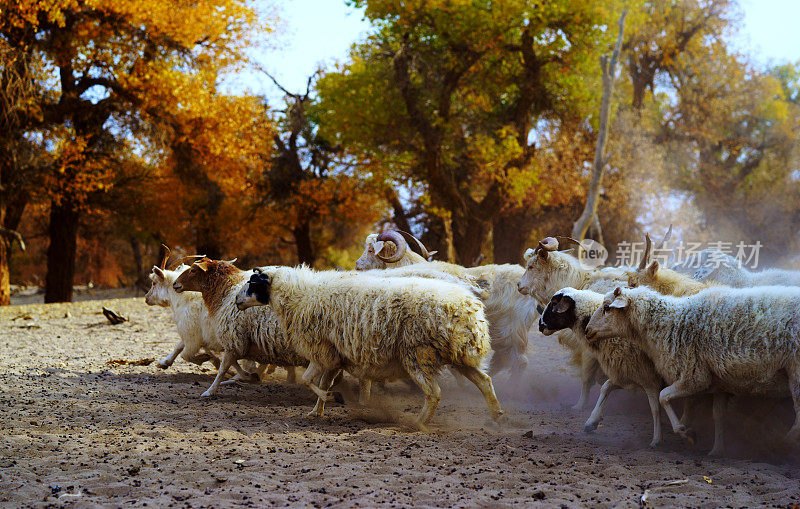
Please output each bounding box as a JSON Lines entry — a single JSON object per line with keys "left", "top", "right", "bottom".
{"left": 585, "top": 287, "right": 632, "bottom": 343}
{"left": 626, "top": 260, "right": 660, "bottom": 289}
{"left": 355, "top": 234, "right": 390, "bottom": 270}
{"left": 538, "top": 288, "right": 602, "bottom": 342}
{"left": 518, "top": 236, "right": 583, "bottom": 302}
{"left": 172, "top": 257, "right": 238, "bottom": 294}
{"left": 235, "top": 268, "right": 271, "bottom": 310}
{"left": 144, "top": 245, "right": 204, "bottom": 306}
{"left": 145, "top": 266, "right": 176, "bottom": 307}
{"left": 354, "top": 230, "right": 436, "bottom": 270}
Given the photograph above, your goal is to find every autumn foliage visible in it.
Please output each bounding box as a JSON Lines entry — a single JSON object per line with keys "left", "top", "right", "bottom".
{"left": 3, "top": 0, "right": 800, "bottom": 304}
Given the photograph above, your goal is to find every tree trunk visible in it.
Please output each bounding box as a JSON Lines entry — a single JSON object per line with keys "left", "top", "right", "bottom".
{"left": 293, "top": 219, "right": 315, "bottom": 266}
{"left": 45, "top": 199, "right": 80, "bottom": 303}
{"left": 195, "top": 226, "right": 223, "bottom": 260}
{"left": 0, "top": 239, "right": 10, "bottom": 305}
{"left": 452, "top": 214, "right": 490, "bottom": 267}
{"left": 492, "top": 208, "right": 535, "bottom": 265}
{"left": 0, "top": 197, "right": 28, "bottom": 306}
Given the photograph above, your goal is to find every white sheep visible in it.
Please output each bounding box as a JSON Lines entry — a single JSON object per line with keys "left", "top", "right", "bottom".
{"left": 145, "top": 262, "right": 222, "bottom": 370}
{"left": 517, "top": 236, "right": 632, "bottom": 409}
{"left": 671, "top": 248, "right": 800, "bottom": 287}
{"left": 538, "top": 287, "right": 665, "bottom": 447}
{"left": 172, "top": 259, "right": 308, "bottom": 398}
{"left": 585, "top": 285, "right": 800, "bottom": 449}
{"left": 355, "top": 230, "right": 536, "bottom": 377}
{"left": 235, "top": 266, "right": 504, "bottom": 430}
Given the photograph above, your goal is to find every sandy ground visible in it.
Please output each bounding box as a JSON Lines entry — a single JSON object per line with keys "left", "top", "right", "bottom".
{"left": 1, "top": 297, "right": 799, "bottom": 508}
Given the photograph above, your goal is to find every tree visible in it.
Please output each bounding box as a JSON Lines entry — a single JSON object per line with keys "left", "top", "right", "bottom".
{"left": 623, "top": 0, "right": 733, "bottom": 111}
{"left": 659, "top": 51, "right": 800, "bottom": 262}
{"left": 0, "top": 0, "right": 267, "bottom": 302}
{"left": 259, "top": 72, "right": 384, "bottom": 266}
{"left": 317, "top": 0, "right": 622, "bottom": 265}
{"left": 572, "top": 10, "right": 626, "bottom": 243}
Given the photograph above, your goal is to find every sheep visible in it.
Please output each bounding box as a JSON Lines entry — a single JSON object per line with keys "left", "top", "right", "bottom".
{"left": 585, "top": 285, "right": 800, "bottom": 449}
{"left": 144, "top": 249, "right": 221, "bottom": 370}
{"left": 517, "top": 236, "right": 632, "bottom": 409}
{"left": 355, "top": 230, "right": 536, "bottom": 377}
{"left": 538, "top": 287, "right": 665, "bottom": 447}
{"left": 234, "top": 265, "right": 504, "bottom": 431}
{"left": 671, "top": 248, "right": 800, "bottom": 287}
{"left": 172, "top": 258, "right": 308, "bottom": 398}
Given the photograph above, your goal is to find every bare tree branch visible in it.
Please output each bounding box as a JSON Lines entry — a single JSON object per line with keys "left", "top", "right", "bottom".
{"left": 0, "top": 227, "right": 26, "bottom": 251}
{"left": 572, "top": 9, "right": 627, "bottom": 242}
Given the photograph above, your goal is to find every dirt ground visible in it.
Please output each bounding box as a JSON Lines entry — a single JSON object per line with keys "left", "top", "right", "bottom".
{"left": 1, "top": 296, "right": 799, "bottom": 508}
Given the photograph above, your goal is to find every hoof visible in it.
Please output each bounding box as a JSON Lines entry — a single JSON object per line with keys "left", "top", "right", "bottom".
{"left": 675, "top": 425, "right": 696, "bottom": 445}
{"left": 649, "top": 439, "right": 661, "bottom": 449}
{"left": 415, "top": 422, "right": 431, "bottom": 433}
{"left": 306, "top": 410, "right": 322, "bottom": 418}
{"left": 156, "top": 361, "right": 170, "bottom": 370}
{"left": 584, "top": 422, "right": 599, "bottom": 434}
{"left": 200, "top": 390, "right": 214, "bottom": 398}
{"left": 492, "top": 410, "right": 507, "bottom": 423}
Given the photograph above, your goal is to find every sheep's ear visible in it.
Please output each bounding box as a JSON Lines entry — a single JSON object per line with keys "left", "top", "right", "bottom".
{"left": 372, "top": 240, "right": 385, "bottom": 255}
{"left": 537, "top": 247, "right": 548, "bottom": 260}
{"left": 609, "top": 288, "right": 628, "bottom": 309}
{"left": 195, "top": 260, "right": 210, "bottom": 272}
{"left": 152, "top": 266, "right": 165, "bottom": 280}
{"left": 646, "top": 260, "right": 659, "bottom": 277}
{"left": 609, "top": 297, "right": 628, "bottom": 309}
{"left": 523, "top": 248, "right": 535, "bottom": 262}
{"left": 553, "top": 295, "right": 574, "bottom": 314}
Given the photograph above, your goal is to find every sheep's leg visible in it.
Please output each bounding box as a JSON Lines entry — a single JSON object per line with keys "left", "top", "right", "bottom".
{"left": 679, "top": 396, "right": 699, "bottom": 428}
{"left": 573, "top": 356, "right": 600, "bottom": 410}
{"left": 453, "top": 366, "right": 504, "bottom": 423}
{"left": 157, "top": 340, "right": 185, "bottom": 369}
{"left": 406, "top": 369, "right": 441, "bottom": 431}
{"left": 448, "top": 366, "right": 469, "bottom": 389}
{"left": 201, "top": 351, "right": 236, "bottom": 397}
{"left": 787, "top": 365, "right": 800, "bottom": 443}
{"left": 511, "top": 352, "right": 529, "bottom": 378}
{"left": 358, "top": 379, "right": 372, "bottom": 406}
{"left": 308, "top": 369, "right": 341, "bottom": 417}
{"left": 253, "top": 363, "right": 269, "bottom": 380}
{"left": 221, "top": 361, "right": 260, "bottom": 385}
{"left": 488, "top": 349, "right": 509, "bottom": 377}
{"left": 286, "top": 366, "right": 297, "bottom": 384}
{"left": 645, "top": 388, "right": 662, "bottom": 448}
{"left": 584, "top": 380, "right": 619, "bottom": 433}
{"left": 659, "top": 379, "right": 707, "bottom": 444}
{"left": 183, "top": 352, "right": 220, "bottom": 369}
{"left": 302, "top": 362, "right": 334, "bottom": 402}
{"left": 708, "top": 392, "right": 728, "bottom": 457}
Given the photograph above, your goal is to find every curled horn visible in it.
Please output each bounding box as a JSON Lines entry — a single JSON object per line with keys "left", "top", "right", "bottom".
{"left": 538, "top": 237, "right": 560, "bottom": 252}
{"left": 168, "top": 254, "right": 206, "bottom": 270}
{"left": 160, "top": 244, "right": 171, "bottom": 270}
{"left": 638, "top": 233, "right": 653, "bottom": 270}
{"left": 398, "top": 230, "right": 437, "bottom": 260}
{"left": 375, "top": 230, "right": 408, "bottom": 263}
{"left": 554, "top": 236, "right": 585, "bottom": 252}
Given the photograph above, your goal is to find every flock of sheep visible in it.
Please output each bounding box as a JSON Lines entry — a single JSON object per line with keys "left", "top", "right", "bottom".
{"left": 143, "top": 228, "right": 800, "bottom": 455}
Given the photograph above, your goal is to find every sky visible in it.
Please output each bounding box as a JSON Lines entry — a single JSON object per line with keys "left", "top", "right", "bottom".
{"left": 247, "top": 0, "right": 800, "bottom": 104}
